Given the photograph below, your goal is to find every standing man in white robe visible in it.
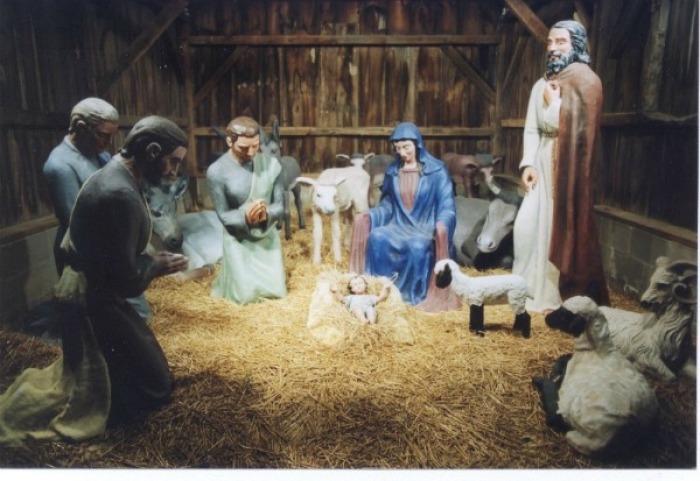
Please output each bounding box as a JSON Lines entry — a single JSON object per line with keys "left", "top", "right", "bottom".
{"left": 513, "top": 20, "right": 609, "bottom": 313}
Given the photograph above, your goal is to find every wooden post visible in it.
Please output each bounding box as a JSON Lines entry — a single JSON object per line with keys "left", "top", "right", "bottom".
{"left": 181, "top": 15, "right": 200, "bottom": 208}
{"left": 641, "top": 0, "right": 671, "bottom": 112}
{"left": 386, "top": 0, "right": 415, "bottom": 122}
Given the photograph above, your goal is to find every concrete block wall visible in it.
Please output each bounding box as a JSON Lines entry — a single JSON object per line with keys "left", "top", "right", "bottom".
{"left": 0, "top": 226, "right": 58, "bottom": 330}
{"left": 597, "top": 214, "right": 697, "bottom": 299}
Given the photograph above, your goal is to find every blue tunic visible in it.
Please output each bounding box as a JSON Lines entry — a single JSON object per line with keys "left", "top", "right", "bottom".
{"left": 43, "top": 137, "right": 110, "bottom": 274}
{"left": 365, "top": 123, "right": 456, "bottom": 305}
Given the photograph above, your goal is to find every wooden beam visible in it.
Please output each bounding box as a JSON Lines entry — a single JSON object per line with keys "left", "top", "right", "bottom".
{"left": 188, "top": 34, "right": 500, "bottom": 47}
{"left": 0, "top": 112, "right": 186, "bottom": 129}
{"left": 0, "top": 216, "right": 57, "bottom": 245}
{"left": 193, "top": 126, "right": 494, "bottom": 138}
{"left": 503, "top": 0, "right": 549, "bottom": 44}
{"left": 600, "top": 111, "right": 697, "bottom": 127}
{"left": 193, "top": 46, "right": 247, "bottom": 107}
{"left": 500, "top": 112, "right": 698, "bottom": 129}
{"left": 594, "top": 205, "right": 697, "bottom": 248}
{"left": 97, "top": 0, "right": 188, "bottom": 95}
{"left": 440, "top": 46, "right": 495, "bottom": 102}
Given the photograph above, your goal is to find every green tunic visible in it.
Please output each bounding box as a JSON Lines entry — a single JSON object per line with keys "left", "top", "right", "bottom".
{"left": 209, "top": 153, "right": 287, "bottom": 304}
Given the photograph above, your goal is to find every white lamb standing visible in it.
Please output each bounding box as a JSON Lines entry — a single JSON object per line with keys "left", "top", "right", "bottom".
{"left": 434, "top": 258, "right": 532, "bottom": 338}
{"left": 600, "top": 256, "right": 697, "bottom": 382}
{"left": 295, "top": 167, "right": 370, "bottom": 265}
{"left": 535, "top": 296, "right": 660, "bottom": 458}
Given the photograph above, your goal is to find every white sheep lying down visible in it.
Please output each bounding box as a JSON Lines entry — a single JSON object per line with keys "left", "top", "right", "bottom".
{"left": 434, "top": 259, "right": 532, "bottom": 338}
{"left": 535, "top": 296, "right": 660, "bottom": 458}
{"left": 600, "top": 257, "right": 697, "bottom": 382}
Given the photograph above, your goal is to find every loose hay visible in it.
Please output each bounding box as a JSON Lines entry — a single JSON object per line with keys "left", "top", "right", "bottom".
{"left": 0, "top": 212, "right": 696, "bottom": 469}
{"left": 306, "top": 271, "right": 413, "bottom": 346}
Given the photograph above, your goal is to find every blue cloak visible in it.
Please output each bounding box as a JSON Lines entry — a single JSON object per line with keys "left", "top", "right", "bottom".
{"left": 365, "top": 122, "right": 456, "bottom": 304}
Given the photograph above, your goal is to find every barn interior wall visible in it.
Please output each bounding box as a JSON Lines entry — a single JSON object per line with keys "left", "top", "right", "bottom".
{"left": 0, "top": 227, "right": 58, "bottom": 329}
{"left": 0, "top": 0, "right": 696, "bottom": 326}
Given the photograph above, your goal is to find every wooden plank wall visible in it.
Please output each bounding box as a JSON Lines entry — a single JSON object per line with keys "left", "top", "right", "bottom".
{"left": 498, "top": 0, "right": 698, "bottom": 230}
{"left": 0, "top": 0, "right": 187, "bottom": 229}
{"left": 188, "top": 0, "right": 500, "bottom": 173}
{"left": 0, "top": 0, "right": 697, "bottom": 233}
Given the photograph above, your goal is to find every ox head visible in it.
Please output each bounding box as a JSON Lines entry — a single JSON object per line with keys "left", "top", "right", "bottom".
{"left": 142, "top": 176, "right": 188, "bottom": 250}
{"left": 476, "top": 198, "right": 518, "bottom": 253}
{"left": 294, "top": 176, "right": 346, "bottom": 215}
{"left": 640, "top": 257, "right": 697, "bottom": 313}
{"left": 545, "top": 296, "right": 611, "bottom": 348}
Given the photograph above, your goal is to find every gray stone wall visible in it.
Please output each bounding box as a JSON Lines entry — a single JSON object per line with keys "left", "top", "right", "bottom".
{"left": 598, "top": 216, "right": 697, "bottom": 299}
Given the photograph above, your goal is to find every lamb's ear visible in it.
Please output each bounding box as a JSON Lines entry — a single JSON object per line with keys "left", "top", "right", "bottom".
{"left": 434, "top": 262, "right": 452, "bottom": 289}
{"left": 569, "top": 315, "right": 587, "bottom": 337}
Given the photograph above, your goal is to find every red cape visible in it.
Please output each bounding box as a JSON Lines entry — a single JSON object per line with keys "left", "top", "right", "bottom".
{"left": 549, "top": 62, "right": 610, "bottom": 305}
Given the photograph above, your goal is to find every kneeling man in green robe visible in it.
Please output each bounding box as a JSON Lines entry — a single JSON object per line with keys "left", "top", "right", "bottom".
{"left": 206, "top": 116, "right": 287, "bottom": 304}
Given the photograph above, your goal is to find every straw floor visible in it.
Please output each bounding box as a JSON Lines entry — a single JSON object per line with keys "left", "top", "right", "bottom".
{"left": 0, "top": 212, "right": 696, "bottom": 469}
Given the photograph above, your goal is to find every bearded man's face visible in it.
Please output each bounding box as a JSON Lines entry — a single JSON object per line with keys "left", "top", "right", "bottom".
{"left": 546, "top": 50, "right": 577, "bottom": 76}
{"left": 545, "top": 27, "right": 575, "bottom": 77}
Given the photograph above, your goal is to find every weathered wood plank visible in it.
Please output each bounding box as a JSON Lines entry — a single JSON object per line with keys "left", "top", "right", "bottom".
{"left": 503, "top": 0, "right": 548, "bottom": 44}
{"left": 441, "top": 46, "right": 495, "bottom": 102}
{"left": 500, "top": 112, "right": 698, "bottom": 129}
{"left": 594, "top": 205, "right": 696, "bottom": 248}
{"left": 193, "top": 47, "right": 248, "bottom": 107}
{"left": 188, "top": 34, "right": 500, "bottom": 46}
{"left": 97, "top": 0, "right": 188, "bottom": 95}
{"left": 192, "top": 126, "right": 494, "bottom": 137}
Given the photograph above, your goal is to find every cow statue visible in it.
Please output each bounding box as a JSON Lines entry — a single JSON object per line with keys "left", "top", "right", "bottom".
{"left": 443, "top": 152, "right": 503, "bottom": 198}
{"left": 454, "top": 159, "right": 523, "bottom": 270}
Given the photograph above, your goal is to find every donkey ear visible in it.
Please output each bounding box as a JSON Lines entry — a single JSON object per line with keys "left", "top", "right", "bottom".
{"left": 171, "top": 176, "right": 189, "bottom": 199}
{"left": 272, "top": 118, "right": 280, "bottom": 143}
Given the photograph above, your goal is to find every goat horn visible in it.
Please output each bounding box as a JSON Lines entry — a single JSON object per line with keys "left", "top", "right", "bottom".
{"left": 668, "top": 260, "right": 698, "bottom": 276}
{"left": 672, "top": 280, "right": 697, "bottom": 304}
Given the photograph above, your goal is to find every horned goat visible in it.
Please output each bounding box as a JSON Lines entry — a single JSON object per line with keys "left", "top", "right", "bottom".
{"left": 434, "top": 258, "right": 532, "bottom": 338}
{"left": 600, "top": 256, "right": 697, "bottom": 381}
{"left": 534, "top": 296, "right": 660, "bottom": 458}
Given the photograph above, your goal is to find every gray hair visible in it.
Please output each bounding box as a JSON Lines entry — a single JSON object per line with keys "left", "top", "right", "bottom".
{"left": 69, "top": 97, "right": 119, "bottom": 132}
{"left": 552, "top": 20, "right": 591, "bottom": 65}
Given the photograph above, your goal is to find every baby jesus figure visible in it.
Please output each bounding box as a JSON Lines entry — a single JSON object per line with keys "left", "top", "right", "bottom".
{"left": 330, "top": 275, "right": 392, "bottom": 325}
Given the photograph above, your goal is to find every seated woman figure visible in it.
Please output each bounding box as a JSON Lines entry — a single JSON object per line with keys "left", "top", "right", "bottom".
{"left": 349, "top": 122, "right": 460, "bottom": 312}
